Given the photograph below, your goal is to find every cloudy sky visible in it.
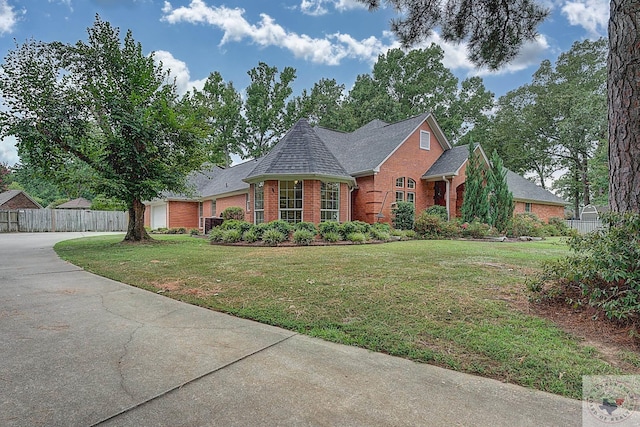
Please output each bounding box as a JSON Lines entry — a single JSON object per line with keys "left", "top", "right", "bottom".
{"left": 0, "top": 0, "right": 608, "bottom": 166}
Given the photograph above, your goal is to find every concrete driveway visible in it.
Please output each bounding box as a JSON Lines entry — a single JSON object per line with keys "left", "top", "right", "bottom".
{"left": 0, "top": 232, "right": 582, "bottom": 426}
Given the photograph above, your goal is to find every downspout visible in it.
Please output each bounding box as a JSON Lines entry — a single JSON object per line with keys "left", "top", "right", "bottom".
{"left": 443, "top": 176, "right": 451, "bottom": 221}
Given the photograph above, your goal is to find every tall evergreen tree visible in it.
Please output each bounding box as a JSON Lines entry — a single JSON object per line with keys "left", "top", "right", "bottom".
{"left": 461, "top": 143, "right": 489, "bottom": 223}
{"left": 487, "top": 150, "right": 514, "bottom": 232}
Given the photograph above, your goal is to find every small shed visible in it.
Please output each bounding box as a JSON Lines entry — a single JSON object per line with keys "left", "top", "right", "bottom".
{"left": 0, "top": 190, "right": 42, "bottom": 209}
{"left": 580, "top": 204, "right": 599, "bottom": 221}
{"left": 57, "top": 197, "right": 92, "bottom": 210}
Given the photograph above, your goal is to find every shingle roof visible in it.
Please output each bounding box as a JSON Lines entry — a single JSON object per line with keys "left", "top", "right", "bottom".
{"left": 244, "top": 119, "right": 354, "bottom": 183}
{"left": 506, "top": 170, "right": 568, "bottom": 205}
{"left": 56, "top": 197, "right": 92, "bottom": 209}
{"left": 0, "top": 190, "right": 43, "bottom": 208}
{"left": 422, "top": 145, "right": 470, "bottom": 179}
{"left": 318, "top": 112, "right": 449, "bottom": 176}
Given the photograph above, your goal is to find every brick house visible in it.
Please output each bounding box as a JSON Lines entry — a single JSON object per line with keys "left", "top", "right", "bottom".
{"left": 0, "top": 190, "right": 43, "bottom": 210}
{"left": 144, "top": 113, "right": 566, "bottom": 230}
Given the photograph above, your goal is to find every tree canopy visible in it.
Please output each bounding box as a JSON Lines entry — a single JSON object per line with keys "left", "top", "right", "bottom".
{"left": 0, "top": 16, "right": 207, "bottom": 241}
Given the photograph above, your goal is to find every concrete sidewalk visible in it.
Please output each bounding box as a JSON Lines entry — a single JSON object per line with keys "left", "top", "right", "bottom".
{"left": 0, "top": 232, "right": 582, "bottom": 426}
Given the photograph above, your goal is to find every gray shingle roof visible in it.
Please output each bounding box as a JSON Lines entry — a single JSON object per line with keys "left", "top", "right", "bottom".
{"left": 318, "top": 112, "right": 449, "bottom": 176}
{"left": 506, "top": 170, "right": 568, "bottom": 205}
{"left": 244, "top": 119, "right": 353, "bottom": 182}
{"left": 422, "top": 145, "right": 470, "bottom": 179}
{"left": 56, "top": 197, "right": 92, "bottom": 209}
{"left": 0, "top": 190, "right": 43, "bottom": 208}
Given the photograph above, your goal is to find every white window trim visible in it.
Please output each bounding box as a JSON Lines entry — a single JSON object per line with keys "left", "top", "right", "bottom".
{"left": 279, "top": 180, "right": 304, "bottom": 223}
{"left": 320, "top": 182, "right": 340, "bottom": 222}
{"left": 420, "top": 130, "right": 431, "bottom": 150}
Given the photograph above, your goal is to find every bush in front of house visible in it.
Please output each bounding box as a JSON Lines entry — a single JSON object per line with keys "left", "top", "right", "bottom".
{"left": 461, "top": 220, "right": 490, "bottom": 239}
{"left": 209, "top": 227, "right": 224, "bottom": 243}
{"left": 221, "top": 206, "right": 245, "bottom": 221}
{"left": 322, "top": 231, "right": 341, "bottom": 243}
{"left": 507, "top": 213, "right": 544, "bottom": 237}
{"left": 262, "top": 228, "right": 286, "bottom": 246}
{"left": 318, "top": 221, "right": 340, "bottom": 239}
{"left": 221, "top": 228, "right": 242, "bottom": 243}
{"left": 543, "top": 217, "right": 575, "bottom": 237}
{"left": 414, "top": 211, "right": 459, "bottom": 239}
{"left": 293, "top": 221, "right": 317, "bottom": 235}
{"left": 425, "top": 205, "right": 448, "bottom": 221}
{"left": 263, "top": 219, "right": 293, "bottom": 238}
{"left": 339, "top": 221, "right": 370, "bottom": 239}
{"left": 189, "top": 228, "right": 199, "bottom": 236}
{"left": 369, "top": 223, "right": 391, "bottom": 241}
{"left": 346, "top": 232, "right": 367, "bottom": 243}
{"left": 220, "top": 219, "right": 253, "bottom": 234}
{"left": 293, "top": 229, "right": 316, "bottom": 245}
{"left": 242, "top": 229, "right": 259, "bottom": 243}
{"left": 392, "top": 201, "right": 415, "bottom": 230}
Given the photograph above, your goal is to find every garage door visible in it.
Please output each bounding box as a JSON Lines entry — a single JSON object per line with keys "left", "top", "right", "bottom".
{"left": 151, "top": 204, "right": 167, "bottom": 229}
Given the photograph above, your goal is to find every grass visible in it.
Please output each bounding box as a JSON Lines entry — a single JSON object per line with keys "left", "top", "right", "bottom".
{"left": 55, "top": 235, "right": 626, "bottom": 399}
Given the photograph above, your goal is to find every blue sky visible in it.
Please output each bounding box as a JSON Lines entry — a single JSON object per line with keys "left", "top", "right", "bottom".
{"left": 0, "top": 0, "right": 608, "bottom": 166}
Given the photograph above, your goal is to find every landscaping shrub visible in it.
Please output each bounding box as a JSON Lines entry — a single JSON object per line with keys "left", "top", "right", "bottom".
{"left": 220, "top": 219, "right": 252, "bottom": 234}
{"left": 209, "top": 227, "right": 224, "bottom": 243}
{"left": 507, "top": 213, "right": 544, "bottom": 237}
{"left": 346, "top": 232, "right": 367, "bottom": 243}
{"left": 529, "top": 212, "right": 640, "bottom": 324}
{"left": 322, "top": 231, "right": 341, "bottom": 243}
{"left": 293, "top": 229, "right": 316, "bottom": 245}
{"left": 221, "top": 206, "right": 245, "bottom": 221}
{"left": 264, "top": 219, "right": 293, "bottom": 238}
{"left": 339, "top": 221, "right": 370, "bottom": 239}
{"left": 262, "top": 229, "right": 286, "bottom": 246}
{"left": 221, "top": 228, "right": 242, "bottom": 243}
{"left": 545, "top": 217, "right": 574, "bottom": 237}
{"left": 369, "top": 227, "right": 391, "bottom": 241}
{"left": 318, "top": 221, "right": 340, "bottom": 238}
{"left": 293, "top": 221, "right": 317, "bottom": 234}
{"left": 189, "top": 228, "right": 199, "bottom": 236}
{"left": 392, "top": 201, "right": 415, "bottom": 230}
{"left": 242, "top": 229, "right": 258, "bottom": 243}
{"left": 371, "top": 222, "right": 391, "bottom": 233}
{"left": 424, "top": 205, "right": 448, "bottom": 221}
{"left": 254, "top": 222, "right": 270, "bottom": 239}
{"left": 414, "top": 212, "right": 459, "bottom": 239}
{"left": 461, "top": 220, "right": 490, "bottom": 239}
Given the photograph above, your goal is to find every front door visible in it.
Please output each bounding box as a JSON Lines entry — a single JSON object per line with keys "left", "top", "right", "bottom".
{"left": 434, "top": 181, "right": 446, "bottom": 206}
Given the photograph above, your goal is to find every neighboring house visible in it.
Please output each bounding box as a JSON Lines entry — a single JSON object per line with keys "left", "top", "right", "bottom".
{"left": 56, "top": 197, "right": 92, "bottom": 210}
{"left": 144, "top": 113, "right": 567, "bottom": 230}
{"left": 0, "top": 190, "right": 43, "bottom": 210}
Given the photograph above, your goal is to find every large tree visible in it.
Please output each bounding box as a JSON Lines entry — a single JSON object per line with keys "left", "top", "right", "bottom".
{"left": 357, "top": 0, "right": 639, "bottom": 214}
{"left": 0, "top": 162, "right": 11, "bottom": 192}
{"left": 188, "top": 71, "right": 245, "bottom": 167}
{"left": 244, "top": 62, "right": 297, "bottom": 158}
{"left": 0, "top": 17, "right": 206, "bottom": 241}
{"left": 345, "top": 46, "right": 494, "bottom": 142}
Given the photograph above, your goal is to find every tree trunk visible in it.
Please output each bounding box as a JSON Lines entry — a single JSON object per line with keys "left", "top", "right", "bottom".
{"left": 124, "top": 198, "right": 152, "bottom": 242}
{"left": 608, "top": 0, "right": 640, "bottom": 213}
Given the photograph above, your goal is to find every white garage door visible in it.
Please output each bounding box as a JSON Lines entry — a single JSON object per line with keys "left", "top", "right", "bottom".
{"left": 151, "top": 203, "right": 167, "bottom": 229}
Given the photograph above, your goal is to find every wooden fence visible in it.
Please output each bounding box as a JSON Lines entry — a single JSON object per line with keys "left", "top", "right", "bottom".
{"left": 565, "top": 219, "right": 603, "bottom": 234}
{"left": 0, "top": 209, "right": 128, "bottom": 233}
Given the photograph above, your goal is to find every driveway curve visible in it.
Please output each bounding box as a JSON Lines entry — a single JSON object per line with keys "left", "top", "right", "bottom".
{"left": 0, "top": 232, "right": 582, "bottom": 426}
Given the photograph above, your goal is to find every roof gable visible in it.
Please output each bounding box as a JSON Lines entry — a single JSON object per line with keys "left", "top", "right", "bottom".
{"left": 319, "top": 112, "right": 451, "bottom": 176}
{"left": 245, "top": 119, "right": 353, "bottom": 183}
{"left": 56, "top": 197, "right": 92, "bottom": 209}
{"left": 0, "top": 190, "right": 43, "bottom": 209}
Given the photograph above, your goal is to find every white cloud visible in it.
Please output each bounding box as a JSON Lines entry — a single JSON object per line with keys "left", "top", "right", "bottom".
{"left": 561, "top": 0, "right": 609, "bottom": 37}
{"left": 0, "top": 135, "right": 19, "bottom": 166}
{"left": 299, "top": 0, "right": 366, "bottom": 16}
{"left": 0, "top": 0, "right": 18, "bottom": 35}
{"left": 161, "top": 0, "right": 395, "bottom": 66}
{"left": 153, "top": 50, "right": 204, "bottom": 95}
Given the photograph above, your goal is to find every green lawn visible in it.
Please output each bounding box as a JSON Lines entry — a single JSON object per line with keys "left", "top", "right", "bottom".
{"left": 55, "top": 235, "right": 625, "bottom": 399}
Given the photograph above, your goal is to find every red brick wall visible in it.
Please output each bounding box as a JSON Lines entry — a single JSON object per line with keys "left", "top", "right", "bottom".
{"left": 353, "top": 121, "right": 446, "bottom": 225}
{"left": 215, "top": 194, "right": 249, "bottom": 221}
{"left": 0, "top": 193, "right": 40, "bottom": 209}
{"left": 168, "top": 201, "right": 199, "bottom": 229}
{"left": 339, "top": 182, "right": 350, "bottom": 222}
{"left": 514, "top": 202, "right": 565, "bottom": 223}
{"left": 264, "top": 180, "right": 279, "bottom": 223}
{"left": 302, "top": 180, "right": 320, "bottom": 223}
